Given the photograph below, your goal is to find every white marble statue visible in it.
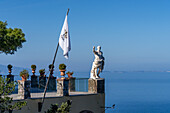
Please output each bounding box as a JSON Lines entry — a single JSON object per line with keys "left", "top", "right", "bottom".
{"left": 90, "top": 46, "right": 105, "bottom": 79}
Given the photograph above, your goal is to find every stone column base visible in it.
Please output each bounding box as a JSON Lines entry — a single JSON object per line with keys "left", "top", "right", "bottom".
{"left": 48, "top": 77, "right": 56, "bottom": 91}
{"left": 88, "top": 78, "right": 105, "bottom": 93}
{"left": 39, "top": 77, "right": 46, "bottom": 89}
{"left": 7, "top": 75, "right": 14, "bottom": 83}
{"left": 31, "top": 76, "right": 38, "bottom": 88}
{"left": 18, "top": 80, "right": 31, "bottom": 99}
{"left": 57, "top": 78, "right": 69, "bottom": 96}
{"left": 69, "top": 77, "right": 76, "bottom": 92}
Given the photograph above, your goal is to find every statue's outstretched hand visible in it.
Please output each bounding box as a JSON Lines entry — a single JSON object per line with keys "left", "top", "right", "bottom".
{"left": 93, "top": 46, "right": 97, "bottom": 54}
{"left": 93, "top": 46, "right": 95, "bottom": 52}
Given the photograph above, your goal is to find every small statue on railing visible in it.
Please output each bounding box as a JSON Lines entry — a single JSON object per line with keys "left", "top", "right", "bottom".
{"left": 90, "top": 46, "right": 105, "bottom": 79}
{"left": 49, "top": 64, "right": 54, "bottom": 77}
{"left": 7, "top": 64, "right": 13, "bottom": 75}
{"left": 7, "top": 64, "right": 14, "bottom": 83}
{"left": 31, "top": 65, "right": 38, "bottom": 88}
{"left": 31, "top": 64, "right": 36, "bottom": 76}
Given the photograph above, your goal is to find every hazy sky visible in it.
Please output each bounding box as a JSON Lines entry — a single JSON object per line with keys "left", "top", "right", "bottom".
{"left": 1, "top": 0, "right": 170, "bottom": 71}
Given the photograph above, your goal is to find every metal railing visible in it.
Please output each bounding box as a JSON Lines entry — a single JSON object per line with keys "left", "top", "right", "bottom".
{"left": 75, "top": 78, "right": 88, "bottom": 92}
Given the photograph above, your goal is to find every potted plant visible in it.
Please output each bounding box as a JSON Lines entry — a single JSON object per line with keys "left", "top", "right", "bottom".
{"left": 49, "top": 64, "right": 54, "bottom": 70}
{"left": 7, "top": 64, "right": 14, "bottom": 82}
{"left": 39, "top": 69, "right": 45, "bottom": 77}
{"left": 20, "top": 69, "right": 29, "bottom": 81}
{"left": 59, "top": 64, "right": 66, "bottom": 78}
{"left": 66, "top": 71, "right": 73, "bottom": 78}
{"left": 31, "top": 65, "right": 38, "bottom": 87}
{"left": 31, "top": 64, "right": 36, "bottom": 75}
{"left": 49, "top": 64, "right": 54, "bottom": 76}
{"left": 7, "top": 64, "right": 13, "bottom": 74}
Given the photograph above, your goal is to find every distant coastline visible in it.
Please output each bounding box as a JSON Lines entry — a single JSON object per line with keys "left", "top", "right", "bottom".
{"left": 112, "top": 70, "right": 169, "bottom": 73}
{"left": 0, "top": 64, "right": 170, "bottom": 75}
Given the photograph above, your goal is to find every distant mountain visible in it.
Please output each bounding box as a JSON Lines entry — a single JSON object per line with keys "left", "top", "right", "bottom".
{"left": 0, "top": 64, "right": 31, "bottom": 75}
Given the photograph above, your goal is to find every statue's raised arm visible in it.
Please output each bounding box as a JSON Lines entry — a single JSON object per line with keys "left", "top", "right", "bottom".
{"left": 93, "top": 46, "right": 97, "bottom": 54}
{"left": 90, "top": 46, "right": 105, "bottom": 79}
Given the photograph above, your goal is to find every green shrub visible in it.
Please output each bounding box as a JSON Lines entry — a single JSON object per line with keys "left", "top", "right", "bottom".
{"left": 19, "top": 69, "right": 29, "bottom": 79}
{"left": 7, "top": 64, "right": 13, "bottom": 69}
{"left": 66, "top": 71, "right": 73, "bottom": 75}
{"left": 59, "top": 64, "right": 66, "bottom": 70}
{"left": 0, "top": 76, "right": 27, "bottom": 112}
{"left": 39, "top": 69, "right": 45, "bottom": 75}
{"left": 45, "top": 101, "right": 71, "bottom": 113}
{"left": 49, "top": 64, "right": 54, "bottom": 69}
{"left": 31, "top": 65, "right": 36, "bottom": 70}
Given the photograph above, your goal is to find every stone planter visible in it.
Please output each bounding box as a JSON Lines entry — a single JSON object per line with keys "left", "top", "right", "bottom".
{"left": 20, "top": 69, "right": 29, "bottom": 81}
{"left": 39, "top": 76, "right": 46, "bottom": 89}
{"left": 60, "top": 70, "right": 66, "bottom": 78}
{"left": 32, "top": 69, "right": 35, "bottom": 75}
{"left": 67, "top": 73, "right": 73, "bottom": 78}
{"left": 31, "top": 75, "right": 38, "bottom": 88}
{"left": 8, "top": 69, "right": 12, "bottom": 75}
{"left": 47, "top": 77, "right": 56, "bottom": 91}
{"left": 21, "top": 75, "right": 27, "bottom": 81}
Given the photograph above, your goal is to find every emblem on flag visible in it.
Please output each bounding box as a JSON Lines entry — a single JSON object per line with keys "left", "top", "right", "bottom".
{"left": 59, "top": 14, "right": 71, "bottom": 59}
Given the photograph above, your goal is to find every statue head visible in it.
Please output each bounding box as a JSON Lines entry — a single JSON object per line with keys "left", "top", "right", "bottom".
{"left": 97, "top": 46, "right": 101, "bottom": 51}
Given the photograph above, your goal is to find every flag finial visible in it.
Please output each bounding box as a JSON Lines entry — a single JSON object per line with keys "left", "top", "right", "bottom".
{"left": 67, "top": 8, "right": 70, "bottom": 15}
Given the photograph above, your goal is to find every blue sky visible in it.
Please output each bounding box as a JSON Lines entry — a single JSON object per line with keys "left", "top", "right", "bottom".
{"left": 1, "top": 0, "right": 170, "bottom": 71}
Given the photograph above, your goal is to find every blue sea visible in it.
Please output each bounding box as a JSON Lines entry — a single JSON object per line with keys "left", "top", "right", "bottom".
{"left": 100, "top": 71, "right": 170, "bottom": 113}
{"left": 5, "top": 71, "right": 170, "bottom": 113}
{"left": 74, "top": 71, "right": 170, "bottom": 113}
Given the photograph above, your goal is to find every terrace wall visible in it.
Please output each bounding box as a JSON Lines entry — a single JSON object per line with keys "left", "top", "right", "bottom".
{"left": 12, "top": 93, "right": 105, "bottom": 113}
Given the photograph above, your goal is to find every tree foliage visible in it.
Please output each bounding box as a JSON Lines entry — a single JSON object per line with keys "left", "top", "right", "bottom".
{"left": 45, "top": 101, "right": 71, "bottom": 113}
{"left": 0, "top": 21, "right": 26, "bottom": 54}
{"left": 0, "top": 76, "right": 27, "bottom": 113}
{"left": 57, "top": 102, "right": 71, "bottom": 113}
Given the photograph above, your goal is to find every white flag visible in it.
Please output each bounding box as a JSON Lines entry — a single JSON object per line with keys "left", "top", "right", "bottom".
{"left": 59, "top": 14, "right": 71, "bottom": 59}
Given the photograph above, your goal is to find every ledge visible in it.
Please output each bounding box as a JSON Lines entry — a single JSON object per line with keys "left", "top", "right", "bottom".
{"left": 9, "top": 91, "right": 96, "bottom": 100}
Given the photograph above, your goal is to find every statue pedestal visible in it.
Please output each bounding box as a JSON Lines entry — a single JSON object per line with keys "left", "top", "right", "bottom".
{"left": 39, "top": 76, "right": 46, "bottom": 89}
{"left": 88, "top": 78, "right": 105, "bottom": 93}
{"left": 69, "top": 77, "right": 76, "bottom": 92}
{"left": 47, "top": 77, "right": 56, "bottom": 91}
{"left": 31, "top": 75, "right": 38, "bottom": 88}
{"left": 7, "top": 74, "right": 14, "bottom": 83}
{"left": 18, "top": 80, "right": 31, "bottom": 99}
{"left": 57, "top": 78, "right": 69, "bottom": 96}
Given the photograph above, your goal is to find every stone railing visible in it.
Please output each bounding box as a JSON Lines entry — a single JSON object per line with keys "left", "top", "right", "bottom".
{"left": 1, "top": 75, "right": 105, "bottom": 99}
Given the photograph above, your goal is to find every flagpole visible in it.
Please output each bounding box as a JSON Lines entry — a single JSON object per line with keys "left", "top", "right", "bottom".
{"left": 38, "top": 8, "right": 70, "bottom": 112}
